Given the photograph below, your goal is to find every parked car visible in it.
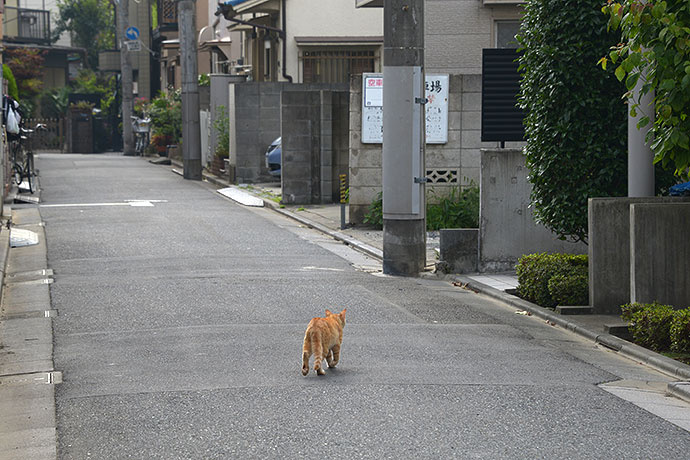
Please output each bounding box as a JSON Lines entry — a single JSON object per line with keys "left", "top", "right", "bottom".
{"left": 265, "top": 137, "right": 281, "bottom": 177}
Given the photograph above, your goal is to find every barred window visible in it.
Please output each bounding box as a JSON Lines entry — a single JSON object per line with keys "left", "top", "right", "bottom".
{"left": 301, "top": 49, "right": 377, "bottom": 84}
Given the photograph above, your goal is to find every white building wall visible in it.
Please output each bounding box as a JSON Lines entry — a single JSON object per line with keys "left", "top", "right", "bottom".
{"left": 283, "top": 0, "right": 383, "bottom": 82}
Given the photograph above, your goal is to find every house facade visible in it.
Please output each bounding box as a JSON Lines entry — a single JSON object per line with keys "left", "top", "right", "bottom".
{"left": 219, "top": 0, "right": 383, "bottom": 83}
{"left": 2, "top": 0, "right": 83, "bottom": 94}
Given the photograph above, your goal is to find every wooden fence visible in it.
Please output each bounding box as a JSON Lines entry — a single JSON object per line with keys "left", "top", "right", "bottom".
{"left": 24, "top": 118, "right": 64, "bottom": 152}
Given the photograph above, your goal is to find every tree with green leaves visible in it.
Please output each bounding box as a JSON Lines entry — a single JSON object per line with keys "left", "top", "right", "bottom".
{"left": 5, "top": 48, "right": 46, "bottom": 116}
{"left": 517, "top": 0, "right": 628, "bottom": 243}
{"left": 600, "top": 0, "right": 690, "bottom": 178}
{"left": 53, "top": 0, "right": 115, "bottom": 69}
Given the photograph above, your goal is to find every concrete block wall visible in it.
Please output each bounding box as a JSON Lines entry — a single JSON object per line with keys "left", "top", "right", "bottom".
{"left": 228, "top": 82, "right": 346, "bottom": 184}
{"left": 589, "top": 197, "right": 690, "bottom": 314}
{"left": 630, "top": 203, "right": 690, "bottom": 308}
{"left": 349, "top": 74, "right": 383, "bottom": 223}
{"left": 348, "top": 71, "right": 515, "bottom": 225}
{"left": 479, "top": 149, "right": 585, "bottom": 272}
{"left": 281, "top": 90, "right": 321, "bottom": 204}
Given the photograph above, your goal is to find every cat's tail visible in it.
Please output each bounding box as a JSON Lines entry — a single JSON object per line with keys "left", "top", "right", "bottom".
{"left": 302, "top": 333, "right": 311, "bottom": 376}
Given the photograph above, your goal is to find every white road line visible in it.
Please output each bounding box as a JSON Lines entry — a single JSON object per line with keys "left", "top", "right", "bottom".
{"left": 40, "top": 200, "right": 167, "bottom": 208}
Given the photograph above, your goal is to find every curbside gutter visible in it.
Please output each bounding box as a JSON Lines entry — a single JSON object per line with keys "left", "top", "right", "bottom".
{"left": 453, "top": 274, "right": 690, "bottom": 402}
{"left": 263, "top": 200, "right": 384, "bottom": 261}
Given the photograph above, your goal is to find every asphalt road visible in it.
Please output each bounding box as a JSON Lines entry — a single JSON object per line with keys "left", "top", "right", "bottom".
{"left": 35, "top": 153, "right": 690, "bottom": 459}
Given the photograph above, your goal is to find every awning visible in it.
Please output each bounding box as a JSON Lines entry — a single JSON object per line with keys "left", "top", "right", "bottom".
{"left": 355, "top": 0, "right": 383, "bottom": 7}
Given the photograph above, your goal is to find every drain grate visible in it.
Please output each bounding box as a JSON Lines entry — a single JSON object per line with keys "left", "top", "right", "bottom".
{"left": 0, "top": 371, "right": 62, "bottom": 386}
{"left": 3, "top": 309, "right": 58, "bottom": 319}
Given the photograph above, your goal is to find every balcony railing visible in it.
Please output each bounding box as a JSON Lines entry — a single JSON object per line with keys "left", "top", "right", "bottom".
{"left": 3, "top": 7, "right": 51, "bottom": 43}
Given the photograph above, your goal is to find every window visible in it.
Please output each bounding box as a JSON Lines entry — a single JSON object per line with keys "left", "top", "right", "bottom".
{"left": 301, "top": 49, "right": 377, "bottom": 84}
{"left": 496, "top": 21, "right": 520, "bottom": 49}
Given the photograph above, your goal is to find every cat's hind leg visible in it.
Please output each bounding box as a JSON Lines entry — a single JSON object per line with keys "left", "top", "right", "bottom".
{"left": 326, "top": 349, "right": 335, "bottom": 368}
{"left": 313, "top": 343, "right": 327, "bottom": 375}
{"left": 329, "top": 344, "right": 341, "bottom": 368}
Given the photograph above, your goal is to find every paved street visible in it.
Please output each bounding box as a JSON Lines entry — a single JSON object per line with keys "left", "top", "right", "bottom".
{"left": 31, "top": 153, "right": 690, "bottom": 458}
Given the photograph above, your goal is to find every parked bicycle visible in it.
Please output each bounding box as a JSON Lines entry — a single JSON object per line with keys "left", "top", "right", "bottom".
{"left": 132, "top": 115, "right": 151, "bottom": 155}
{"left": 9, "top": 123, "right": 46, "bottom": 194}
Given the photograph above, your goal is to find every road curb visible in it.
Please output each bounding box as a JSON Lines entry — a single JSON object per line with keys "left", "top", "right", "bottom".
{"left": 263, "top": 200, "right": 384, "bottom": 261}
{"left": 0, "top": 210, "right": 10, "bottom": 302}
{"left": 453, "top": 275, "right": 690, "bottom": 402}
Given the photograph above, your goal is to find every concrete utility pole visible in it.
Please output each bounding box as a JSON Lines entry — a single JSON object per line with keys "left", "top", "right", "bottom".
{"left": 178, "top": 0, "right": 202, "bottom": 180}
{"left": 118, "top": 0, "right": 134, "bottom": 156}
{"left": 382, "top": 0, "right": 426, "bottom": 276}
{"left": 628, "top": 78, "right": 655, "bottom": 197}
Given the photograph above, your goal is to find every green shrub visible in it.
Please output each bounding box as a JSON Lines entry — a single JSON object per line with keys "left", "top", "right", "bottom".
{"left": 547, "top": 266, "right": 589, "bottom": 306}
{"left": 670, "top": 309, "right": 690, "bottom": 354}
{"left": 426, "top": 185, "right": 479, "bottom": 231}
{"left": 364, "top": 185, "right": 479, "bottom": 231}
{"left": 620, "top": 302, "right": 647, "bottom": 323}
{"left": 516, "top": 253, "right": 588, "bottom": 308}
{"left": 628, "top": 303, "right": 675, "bottom": 352}
{"left": 363, "top": 192, "right": 383, "bottom": 229}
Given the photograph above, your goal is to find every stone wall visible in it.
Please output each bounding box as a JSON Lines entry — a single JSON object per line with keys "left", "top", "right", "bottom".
{"left": 630, "top": 202, "right": 690, "bottom": 308}
{"left": 479, "top": 149, "right": 585, "bottom": 272}
{"left": 589, "top": 197, "right": 690, "bottom": 314}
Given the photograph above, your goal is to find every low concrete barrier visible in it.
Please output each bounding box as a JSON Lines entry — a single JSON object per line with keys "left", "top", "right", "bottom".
{"left": 439, "top": 228, "right": 478, "bottom": 273}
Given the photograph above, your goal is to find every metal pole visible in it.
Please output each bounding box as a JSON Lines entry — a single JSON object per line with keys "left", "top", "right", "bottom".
{"left": 628, "top": 78, "right": 655, "bottom": 197}
{"left": 178, "top": 0, "right": 202, "bottom": 180}
{"left": 118, "top": 0, "right": 134, "bottom": 156}
{"left": 382, "top": 0, "right": 426, "bottom": 276}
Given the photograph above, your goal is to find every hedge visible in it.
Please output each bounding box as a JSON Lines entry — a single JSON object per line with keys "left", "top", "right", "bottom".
{"left": 621, "top": 302, "right": 690, "bottom": 353}
{"left": 516, "top": 253, "right": 588, "bottom": 308}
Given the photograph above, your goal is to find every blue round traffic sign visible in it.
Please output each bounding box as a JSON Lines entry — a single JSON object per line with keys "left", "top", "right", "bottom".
{"left": 125, "top": 26, "right": 140, "bottom": 41}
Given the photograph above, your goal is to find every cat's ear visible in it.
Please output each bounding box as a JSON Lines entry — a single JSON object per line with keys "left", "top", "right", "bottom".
{"left": 325, "top": 309, "right": 333, "bottom": 316}
{"left": 340, "top": 309, "right": 347, "bottom": 320}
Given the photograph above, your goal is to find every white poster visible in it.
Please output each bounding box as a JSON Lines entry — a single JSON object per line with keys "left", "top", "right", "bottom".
{"left": 361, "top": 73, "right": 449, "bottom": 144}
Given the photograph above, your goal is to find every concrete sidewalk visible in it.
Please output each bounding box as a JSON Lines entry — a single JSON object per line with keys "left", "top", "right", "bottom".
{"left": 203, "top": 177, "right": 690, "bottom": 398}
{"left": 0, "top": 205, "right": 57, "bottom": 459}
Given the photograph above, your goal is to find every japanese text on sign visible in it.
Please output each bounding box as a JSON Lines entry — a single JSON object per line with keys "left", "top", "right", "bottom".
{"left": 361, "top": 73, "right": 449, "bottom": 144}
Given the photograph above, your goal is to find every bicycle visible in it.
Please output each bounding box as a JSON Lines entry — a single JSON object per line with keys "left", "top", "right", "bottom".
{"left": 132, "top": 115, "right": 151, "bottom": 155}
{"left": 9, "top": 123, "right": 46, "bottom": 194}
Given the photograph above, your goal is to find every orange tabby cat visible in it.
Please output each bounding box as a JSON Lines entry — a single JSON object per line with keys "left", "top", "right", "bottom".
{"left": 301, "top": 309, "right": 347, "bottom": 376}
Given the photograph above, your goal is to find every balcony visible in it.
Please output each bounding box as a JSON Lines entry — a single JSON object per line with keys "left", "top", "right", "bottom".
{"left": 3, "top": 7, "right": 51, "bottom": 44}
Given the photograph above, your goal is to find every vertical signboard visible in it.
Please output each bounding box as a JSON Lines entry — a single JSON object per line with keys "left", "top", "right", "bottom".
{"left": 361, "top": 73, "right": 449, "bottom": 144}
{"left": 424, "top": 74, "right": 449, "bottom": 144}
{"left": 362, "top": 73, "right": 384, "bottom": 143}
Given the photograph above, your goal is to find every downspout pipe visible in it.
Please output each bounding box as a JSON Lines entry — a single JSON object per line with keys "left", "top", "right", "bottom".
{"left": 216, "top": 1, "right": 293, "bottom": 82}
{"left": 281, "top": 0, "right": 293, "bottom": 82}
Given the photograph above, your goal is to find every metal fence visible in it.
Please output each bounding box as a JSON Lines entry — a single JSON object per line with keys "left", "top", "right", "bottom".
{"left": 3, "top": 7, "right": 51, "bottom": 43}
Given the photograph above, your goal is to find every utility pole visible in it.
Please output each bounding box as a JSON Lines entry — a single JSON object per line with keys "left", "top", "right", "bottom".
{"left": 382, "top": 0, "right": 426, "bottom": 276}
{"left": 178, "top": 0, "right": 202, "bottom": 180}
{"left": 117, "top": 0, "right": 134, "bottom": 156}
